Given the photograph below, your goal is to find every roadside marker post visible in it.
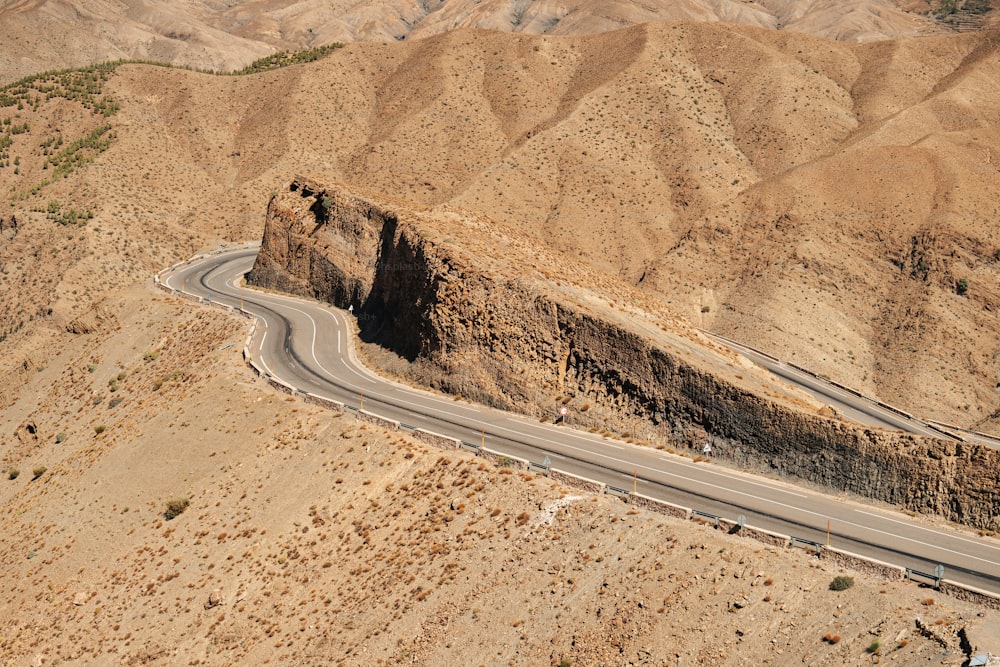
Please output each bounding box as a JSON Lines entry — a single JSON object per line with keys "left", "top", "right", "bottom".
{"left": 826, "top": 520, "right": 831, "bottom": 547}
{"left": 360, "top": 393, "right": 364, "bottom": 410}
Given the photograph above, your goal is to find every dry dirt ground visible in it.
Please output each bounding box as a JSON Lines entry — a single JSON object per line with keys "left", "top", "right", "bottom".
{"left": 1, "top": 15, "right": 1000, "bottom": 666}
{"left": 0, "top": 284, "right": 998, "bottom": 666}
{"left": 0, "top": 0, "right": 982, "bottom": 81}
{"left": 0, "top": 23, "right": 997, "bottom": 432}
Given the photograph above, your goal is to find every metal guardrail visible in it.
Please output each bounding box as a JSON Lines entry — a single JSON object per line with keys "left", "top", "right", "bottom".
{"left": 157, "top": 250, "right": 1000, "bottom": 606}
{"left": 691, "top": 509, "right": 720, "bottom": 527}
{"left": 906, "top": 567, "right": 942, "bottom": 589}
{"left": 790, "top": 536, "right": 824, "bottom": 554}
{"left": 697, "top": 329, "right": 996, "bottom": 445}
{"left": 399, "top": 423, "right": 416, "bottom": 432}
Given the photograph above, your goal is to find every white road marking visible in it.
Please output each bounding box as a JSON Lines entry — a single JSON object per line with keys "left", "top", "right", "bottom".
{"left": 207, "top": 260, "right": 826, "bottom": 501}
{"left": 258, "top": 327, "right": 273, "bottom": 376}
{"left": 855, "top": 510, "right": 1000, "bottom": 550}
{"left": 173, "top": 250, "right": 1000, "bottom": 574}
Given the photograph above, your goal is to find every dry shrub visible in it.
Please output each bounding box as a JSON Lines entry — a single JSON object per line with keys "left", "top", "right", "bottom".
{"left": 829, "top": 575, "right": 854, "bottom": 591}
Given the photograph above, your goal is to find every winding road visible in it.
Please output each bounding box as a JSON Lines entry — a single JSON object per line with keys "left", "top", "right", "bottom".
{"left": 161, "top": 245, "right": 1000, "bottom": 595}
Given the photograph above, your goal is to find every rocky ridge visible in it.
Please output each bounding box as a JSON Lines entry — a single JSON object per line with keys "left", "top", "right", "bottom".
{"left": 249, "top": 177, "right": 1000, "bottom": 530}
{"left": 0, "top": 0, "right": 965, "bottom": 84}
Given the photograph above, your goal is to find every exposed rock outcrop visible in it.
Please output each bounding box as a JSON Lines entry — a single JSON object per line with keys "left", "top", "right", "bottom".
{"left": 0, "top": 213, "right": 16, "bottom": 242}
{"left": 249, "top": 177, "right": 1000, "bottom": 530}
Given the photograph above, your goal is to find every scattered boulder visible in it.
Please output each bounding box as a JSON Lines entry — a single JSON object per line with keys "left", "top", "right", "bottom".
{"left": 0, "top": 214, "right": 17, "bottom": 240}
{"left": 205, "top": 589, "right": 223, "bottom": 609}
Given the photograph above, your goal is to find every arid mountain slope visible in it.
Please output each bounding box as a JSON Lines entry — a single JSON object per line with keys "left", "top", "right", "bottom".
{"left": 2, "top": 23, "right": 1000, "bottom": 666}
{"left": 248, "top": 178, "right": 1000, "bottom": 528}
{"left": 1, "top": 287, "right": 992, "bottom": 666}
{"left": 0, "top": 0, "right": 970, "bottom": 83}
{"left": 0, "top": 24, "right": 997, "bottom": 434}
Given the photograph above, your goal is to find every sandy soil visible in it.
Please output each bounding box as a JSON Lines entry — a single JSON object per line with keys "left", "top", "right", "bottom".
{"left": 0, "top": 284, "right": 997, "bottom": 666}
{"left": 0, "top": 15, "right": 999, "bottom": 666}
{"left": 0, "top": 0, "right": 965, "bottom": 82}
{"left": 1, "top": 23, "right": 997, "bottom": 431}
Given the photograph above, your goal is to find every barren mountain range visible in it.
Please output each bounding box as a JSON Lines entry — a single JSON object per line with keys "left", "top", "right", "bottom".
{"left": 1, "top": 3, "right": 1000, "bottom": 665}
{"left": 1, "top": 0, "right": 995, "bottom": 81}
{"left": 1, "top": 19, "right": 998, "bottom": 431}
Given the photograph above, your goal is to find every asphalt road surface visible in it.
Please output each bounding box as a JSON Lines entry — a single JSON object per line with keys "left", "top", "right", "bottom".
{"left": 161, "top": 246, "right": 1000, "bottom": 595}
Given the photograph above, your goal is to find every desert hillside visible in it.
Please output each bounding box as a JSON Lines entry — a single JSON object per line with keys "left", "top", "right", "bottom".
{"left": 1, "top": 19, "right": 1000, "bottom": 666}
{"left": 0, "top": 23, "right": 997, "bottom": 432}
{"left": 247, "top": 177, "right": 1000, "bottom": 529}
{"left": 1, "top": 0, "right": 989, "bottom": 83}
{"left": 0, "top": 284, "right": 996, "bottom": 666}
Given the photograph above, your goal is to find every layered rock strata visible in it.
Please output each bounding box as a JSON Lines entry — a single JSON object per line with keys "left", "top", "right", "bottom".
{"left": 249, "top": 177, "right": 1000, "bottom": 530}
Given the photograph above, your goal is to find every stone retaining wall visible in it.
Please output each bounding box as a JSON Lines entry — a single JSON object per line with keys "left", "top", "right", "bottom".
{"left": 938, "top": 580, "right": 1000, "bottom": 610}
{"left": 267, "top": 377, "right": 295, "bottom": 396}
{"left": 413, "top": 428, "right": 460, "bottom": 450}
{"left": 479, "top": 447, "right": 528, "bottom": 470}
{"left": 820, "top": 546, "right": 906, "bottom": 581}
{"left": 629, "top": 492, "right": 691, "bottom": 519}
{"left": 740, "top": 525, "right": 791, "bottom": 548}
{"left": 301, "top": 394, "right": 345, "bottom": 414}
{"left": 357, "top": 410, "right": 400, "bottom": 431}
{"left": 548, "top": 468, "right": 606, "bottom": 494}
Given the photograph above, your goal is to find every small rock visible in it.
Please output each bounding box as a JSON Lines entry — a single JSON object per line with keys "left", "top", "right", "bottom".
{"left": 72, "top": 592, "right": 87, "bottom": 606}
{"left": 205, "top": 588, "right": 223, "bottom": 609}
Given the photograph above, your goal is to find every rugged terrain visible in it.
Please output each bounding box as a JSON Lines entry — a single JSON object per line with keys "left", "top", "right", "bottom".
{"left": 0, "top": 284, "right": 997, "bottom": 666}
{"left": 1, "top": 23, "right": 998, "bottom": 432}
{"left": 1, "top": 16, "right": 1000, "bottom": 666}
{"left": 2, "top": 0, "right": 990, "bottom": 82}
{"left": 249, "top": 177, "right": 1000, "bottom": 529}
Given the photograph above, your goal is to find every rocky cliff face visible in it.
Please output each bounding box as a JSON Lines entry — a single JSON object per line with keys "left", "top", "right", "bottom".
{"left": 249, "top": 177, "right": 1000, "bottom": 530}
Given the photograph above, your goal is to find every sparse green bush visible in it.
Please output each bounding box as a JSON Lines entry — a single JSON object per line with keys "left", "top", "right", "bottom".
{"left": 559, "top": 659, "right": 573, "bottom": 667}
{"left": 31, "top": 466, "right": 46, "bottom": 480}
{"left": 55, "top": 432, "right": 67, "bottom": 444}
{"left": 164, "top": 497, "right": 190, "bottom": 520}
{"left": 867, "top": 639, "right": 881, "bottom": 654}
{"left": 829, "top": 575, "right": 854, "bottom": 591}
{"left": 957, "top": 277, "right": 969, "bottom": 296}
{"left": 233, "top": 44, "right": 343, "bottom": 75}
{"left": 94, "top": 424, "right": 106, "bottom": 434}
{"left": 144, "top": 350, "right": 159, "bottom": 362}
{"left": 8, "top": 468, "right": 19, "bottom": 480}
